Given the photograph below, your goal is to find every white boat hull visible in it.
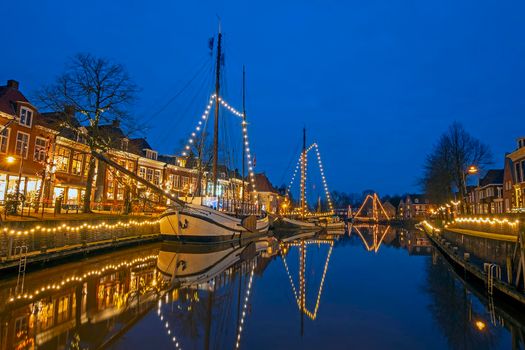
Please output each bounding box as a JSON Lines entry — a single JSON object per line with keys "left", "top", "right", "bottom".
{"left": 160, "top": 203, "right": 270, "bottom": 243}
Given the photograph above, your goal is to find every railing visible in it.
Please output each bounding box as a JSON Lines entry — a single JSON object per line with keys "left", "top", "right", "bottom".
{"left": 217, "top": 198, "right": 260, "bottom": 216}
{"left": 447, "top": 216, "right": 522, "bottom": 236}
{"left": 0, "top": 218, "right": 160, "bottom": 264}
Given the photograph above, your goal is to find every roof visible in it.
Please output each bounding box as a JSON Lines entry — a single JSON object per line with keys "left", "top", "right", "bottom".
{"left": 254, "top": 173, "right": 278, "bottom": 193}
{"left": 38, "top": 111, "right": 82, "bottom": 140}
{"left": 95, "top": 122, "right": 128, "bottom": 149}
{"left": 406, "top": 194, "right": 431, "bottom": 204}
{"left": 0, "top": 81, "right": 31, "bottom": 116}
{"left": 479, "top": 169, "right": 503, "bottom": 187}
{"left": 129, "top": 138, "right": 154, "bottom": 156}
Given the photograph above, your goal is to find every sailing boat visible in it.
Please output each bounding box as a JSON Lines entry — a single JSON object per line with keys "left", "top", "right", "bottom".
{"left": 274, "top": 128, "right": 319, "bottom": 231}
{"left": 274, "top": 128, "right": 344, "bottom": 231}
{"left": 159, "top": 27, "right": 269, "bottom": 243}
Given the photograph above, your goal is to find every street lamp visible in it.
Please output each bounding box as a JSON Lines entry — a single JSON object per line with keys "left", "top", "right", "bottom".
{"left": 5, "top": 153, "right": 24, "bottom": 215}
{"left": 463, "top": 164, "right": 479, "bottom": 214}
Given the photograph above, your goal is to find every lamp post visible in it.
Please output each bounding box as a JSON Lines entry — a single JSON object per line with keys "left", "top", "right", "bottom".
{"left": 6, "top": 153, "right": 23, "bottom": 196}
{"left": 463, "top": 165, "right": 478, "bottom": 214}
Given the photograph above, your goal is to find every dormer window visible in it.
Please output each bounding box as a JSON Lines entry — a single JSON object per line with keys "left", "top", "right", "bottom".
{"left": 19, "top": 107, "right": 33, "bottom": 127}
{"left": 121, "top": 139, "right": 129, "bottom": 151}
{"left": 145, "top": 149, "right": 157, "bottom": 160}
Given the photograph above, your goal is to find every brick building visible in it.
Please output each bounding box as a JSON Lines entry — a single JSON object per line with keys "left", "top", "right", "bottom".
{"left": 466, "top": 169, "right": 504, "bottom": 214}
{"left": 0, "top": 80, "right": 56, "bottom": 205}
{"left": 397, "top": 194, "right": 435, "bottom": 219}
{"left": 503, "top": 137, "right": 525, "bottom": 213}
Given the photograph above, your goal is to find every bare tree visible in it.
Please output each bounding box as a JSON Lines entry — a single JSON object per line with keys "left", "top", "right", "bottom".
{"left": 421, "top": 122, "right": 492, "bottom": 208}
{"left": 38, "top": 53, "right": 138, "bottom": 213}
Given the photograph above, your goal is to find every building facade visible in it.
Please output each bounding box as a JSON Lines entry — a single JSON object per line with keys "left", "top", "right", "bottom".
{"left": 397, "top": 194, "right": 435, "bottom": 219}
{"left": 503, "top": 137, "right": 525, "bottom": 213}
{"left": 466, "top": 169, "right": 504, "bottom": 214}
{"left": 0, "top": 80, "right": 56, "bottom": 205}
{"left": 0, "top": 79, "right": 258, "bottom": 213}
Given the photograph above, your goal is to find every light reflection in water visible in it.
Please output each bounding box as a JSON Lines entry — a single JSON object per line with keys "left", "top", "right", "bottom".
{"left": 0, "top": 226, "right": 524, "bottom": 349}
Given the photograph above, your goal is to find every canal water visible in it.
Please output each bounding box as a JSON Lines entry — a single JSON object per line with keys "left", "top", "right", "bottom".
{"left": 1, "top": 225, "right": 524, "bottom": 350}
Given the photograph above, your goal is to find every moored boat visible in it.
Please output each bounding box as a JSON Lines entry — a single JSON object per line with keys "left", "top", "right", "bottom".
{"left": 160, "top": 26, "right": 268, "bottom": 242}
{"left": 160, "top": 203, "right": 270, "bottom": 243}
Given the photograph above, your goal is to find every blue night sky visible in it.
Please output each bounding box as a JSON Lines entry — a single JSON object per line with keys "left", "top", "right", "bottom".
{"left": 2, "top": 0, "right": 525, "bottom": 196}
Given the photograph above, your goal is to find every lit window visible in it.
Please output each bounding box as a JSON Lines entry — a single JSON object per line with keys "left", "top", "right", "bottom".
{"left": 0, "top": 128, "right": 9, "bottom": 153}
{"left": 146, "top": 168, "right": 154, "bottom": 182}
{"left": 15, "top": 132, "right": 30, "bottom": 158}
{"left": 19, "top": 107, "right": 33, "bottom": 127}
{"left": 145, "top": 149, "right": 157, "bottom": 160}
{"left": 71, "top": 152, "right": 83, "bottom": 175}
{"left": 154, "top": 170, "right": 161, "bottom": 185}
{"left": 57, "top": 296, "right": 70, "bottom": 323}
{"left": 34, "top": 137, "right": 48, "bottom": 162}
{"left": 117, "top": 184, "right": 124, "bottom": 200}
{"left": 55, "top": 146, "right": 71, "bottom": 172}
{"left": 139, "top": 167, "right": 146, "bottom": 178}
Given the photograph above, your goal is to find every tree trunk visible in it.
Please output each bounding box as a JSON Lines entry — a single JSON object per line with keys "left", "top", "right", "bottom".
{"left": 83, "top": 155, "right": 96, "bottom": 213}
{"left": 123, "top": 186, "right": 131, "bottom": 215}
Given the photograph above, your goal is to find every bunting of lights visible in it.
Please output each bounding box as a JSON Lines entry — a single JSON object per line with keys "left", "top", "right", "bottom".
{"left": 286, "top": 142, "right": 334, "bottom": 215}
{"left": 313, "top": 143, "right": 333, "bottom": 212}
{"left": 235, "top": 264, "right": 255, "bottom": 349}
{"left": 242, "top": 119, "right": 257, "bottom": 195}
{"left": 179, "top": 95, "right": 258, "bottom": 195}
{"left": 3, "top": 219, "right": 160, "bottom": 236}
{"left": 219, "top": 97, "right": 244, "bottom": 117}
{"left": 180, "top": 94, "right": 216, "bottom": 157}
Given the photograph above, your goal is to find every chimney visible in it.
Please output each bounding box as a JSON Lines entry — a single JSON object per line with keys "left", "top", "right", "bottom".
{"left": 64, "top": 105, "right": 75, "bottom": 117}
{"left": 7, "top": 80, "right": 19, "bottom": 90}
{"left": 112, "top": 119, "right": 120, "bottom": 128}
{"left": 517, "top": 137, "right": 525, "bottom": 150}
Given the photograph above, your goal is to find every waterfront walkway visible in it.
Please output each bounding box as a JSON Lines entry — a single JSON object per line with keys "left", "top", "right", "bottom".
{"left": 1, "top": 210, "right": 158, "bottom": 223}
{"left": 1, "top": 212, "right": 162, "bottom": 272}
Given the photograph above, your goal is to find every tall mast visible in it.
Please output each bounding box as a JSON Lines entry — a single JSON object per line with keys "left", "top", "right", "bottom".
{"left": 301, "top": 128, "right": 306, "bottom": 219}
{"left": 242, "top": 65, "right": 246, "bottom": 202}
{"left": 212, "top": 26, "right": 223, "bottom": 197}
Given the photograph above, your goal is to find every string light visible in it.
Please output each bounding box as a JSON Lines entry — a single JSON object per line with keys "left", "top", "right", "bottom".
{"left": 286, "top": 143, "right": 334, "bottom": 216}
{"left": 235, "top": 264, "right": 255, "bottom": 349}
{"left": 279, "top": 240, "right": 334, "bottom": 320}
{"left": 180, "top": 94, "right": 216, "bottom": 157}
{"left": 313, "top": 143, "right": 333, "bottom": 212}
{"left": 421, "top": 220, "right": 441, "bottom": 233}
{"left": 219, "top": 97, "right": 244, "bottom": 117}
{"left": 178, "top": 94, "right": 258, "bottom": 197}
{"left": 8, "top": 254, "right": 158, "bottom": 303}
{"left": 242, "top": 119, "right": 257, "bottom": 196}
{"left": 453, "top": 217, "right": 519, "bottom": 227}
{"left": 353, "top": 225, "right": 391, "bottom": 253}
{"left": 2, "top": 219, "right": 160, "bottom": 236}
{"left": 157, "top": 298, "right": 183, "bottom": 349}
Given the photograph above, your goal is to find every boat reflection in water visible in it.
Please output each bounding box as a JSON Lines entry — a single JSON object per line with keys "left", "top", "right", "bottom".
{"left": 155, "top": 235, "right": 281, "bottom": 349}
